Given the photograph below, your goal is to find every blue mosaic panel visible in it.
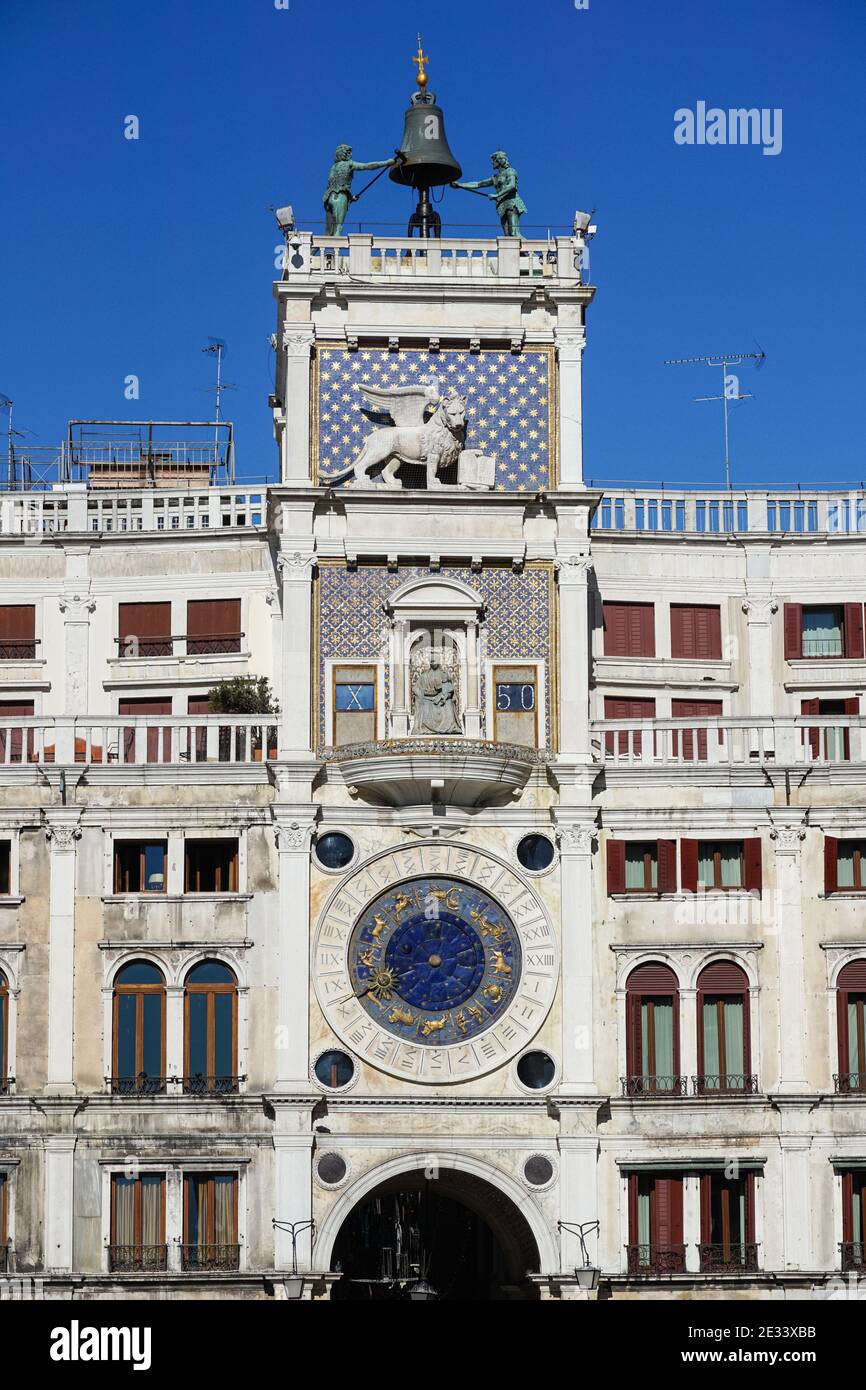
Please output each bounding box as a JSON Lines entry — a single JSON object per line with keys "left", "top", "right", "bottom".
{"left": 316, "top": 346, "right": 553, "bottom": 491}
{"left": 348, "top": 877, "right": 522, "bottom": 1047}
{"left": 317, "top": 563, "right": 553, "bottom": 746}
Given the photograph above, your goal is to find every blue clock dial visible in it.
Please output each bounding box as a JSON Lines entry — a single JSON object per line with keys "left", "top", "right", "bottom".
{"left": 348, "top": 877, "right": 521, "bottom": 1046}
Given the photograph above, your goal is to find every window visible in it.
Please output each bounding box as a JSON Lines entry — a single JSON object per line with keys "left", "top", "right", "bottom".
{"left": 182, "top": 1173, "right": 239, "bottom": 1270}
{"left": 826, "top": 838, "right": 866, "bottom": 894}
{"left": 0, "top": 971, "right": 8, "bottom": 1094}
{"left": 681, "top": 838, "right": 762, "bottom": 894}
{"left": 0, "top": 1173, "right": 7, "bottom": 1268}
{"left": 117, "top": 601, "right": 172, "bottom": 658}
{"left": 699, "top": 1171, "right": 756, "bottom": 1271}
{"left": 784, "top": 602, "right": 864, "bottom": 660}
{"left": 696, "top": 962, "right": 753, "bottom": 1093}
{"left": 110, "top": 1174, "right": 166, "bottom": 1271}
{"left": 184, "top": 961, "right": 238, "bottom": 1094}
{"left": 624, "top": 963, "right": 682, "bottom": 1096}
{"left": 603, "top": 696, "right": 656, "bottom": 759}
{"left": 627, "top": 1173, "right": 684, "bottom": 1273}
{"left": 836, "top": 960, "right": 866, "bottom": 1093}
{"left": 184, "top": 839, "right": 238, "bottom": 893}
{"left": 516, "top": 833, "right": 555, "bottom": 872}
{"left": 314, "top": 832, "right": 355, "bottom": 871}
{"left": 0, "top": 841, "right": 9, "bottom": 895}
{"left": 0, "top": 605, "right": 36, "bottom": 660}
{"left": 332, "top": 664, "right": 377, "bottom": 745}
{"left": 112, "top": 961, "right": 166, "bottom": 1094}
{"left": 516, "top": 1051, "right": 556, "bottom": 1090}
{"left": 0, "top": 701, "right": 35, "bottom": 764}
{"left": 314, "top": 1050, "right": 355, "bottom": 1089}
{"left": 607, "top": 840, "right": 676, "bottom": 895}
{"left": 602, "top": 601, "right": 655, "bottom": 658}
{"left": 186, "top": 599, "right": 241, "bottom": 655}
{"left": 670, "top": 604, "right": 722, "bottom": 660}
{"left": 842, "top": 1172, "right": 866, "bottom": 1271}
{"left": 113, "top": 841, "right": 167, "bottom": 894}
{"left": 493, "top": 665, "right": 538, "bottom": 747}
{"left": 802, "top": 698, "right": 857, "bottom": 762}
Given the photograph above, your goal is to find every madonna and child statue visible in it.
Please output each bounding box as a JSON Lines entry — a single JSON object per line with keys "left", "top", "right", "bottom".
{"left": 411, "top": 654, "right": 461, "bottom": 735}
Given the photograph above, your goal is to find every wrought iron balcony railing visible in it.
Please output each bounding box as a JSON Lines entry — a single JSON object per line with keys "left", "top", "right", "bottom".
{"left": 0, "top": 639, "right": 39, "bottom": 660}
{"left": 0, "top": 1077, "right": 13, "bottom": 1096}
{"left": 693, "top": 1074, "right": 759, "bottom": 1096}
{"left": 114, "top": 633, "right": 243, "bottom": 658}
{"left": 108, "top": 1074, "right": 169, "bottom": 1097}
{"left": 0, "top": 1243, "right": 9, "bottom": 1274}
{"left": 182, "top": 1074, "right": 245, "bottom": 1096}
{"left": 698, "top": 1242, "right": 760, "bottom": 1273}
{"left": 180, "top": 1243, "right": 240, "bottom": 1272}
{"left": 840, "top": 1242, "right": 866, "bottom": 1272}
{"left": 834, "top": 1072, "right": 866, "bottom": 1094}
{"left": 625, "top": 1244, "right": 687, "bottom": 1275}
{"left": 108, "top": 1244, "right": 168, "bottom": 1273}
{"left": 620, "top": 1075, "right": 689, "bottom": 1098}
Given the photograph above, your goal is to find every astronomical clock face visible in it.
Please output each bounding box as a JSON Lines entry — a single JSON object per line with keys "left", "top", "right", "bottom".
{"left": 313, "top": 844, "right": 558, "bottom": 1084}
{"left": 349, "top": 878, "right": 521, "bottom": 1047}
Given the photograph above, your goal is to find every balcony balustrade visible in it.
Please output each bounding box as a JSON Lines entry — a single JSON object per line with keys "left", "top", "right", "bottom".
{"left": 593, "top": 488, "right": 866, "bottom": 537}
{"left": 180, "top": 1243, "right": 240, "bottom": 1272}
{"left": 840, "top": 1242, "right": 866, "bottom": 1272}
{"left": 620, "top": 1075, "right": 689, "bottom": 1098}
{"left": 114, "top": 632, "right": 243, "bottom": 658}
{"left": 594, "top": 716, "right": 866, "bottom": 769}
{"left": 0, "top": 716, "right": 278, "bottom": 767}
{"left": 834, "top": 1073, "right": 866, "bottom": 1094}
{"left": 625, "top": 1244, "right": 687, "bottom": 1275}
{"left": 692, "top": 1074, "right": 759, "bottom": 1096}
{"left": 285, "top": 232, "right": 582, "bottom": 284}
{"left": 108, "top": 1245, "right": 168, "bottom": 1273}
{"left": 698, "top": 1243, "right": 760, "bottom": 1273}
{"left": 108, "top": 1073, "right": 245, "bottom": 1097}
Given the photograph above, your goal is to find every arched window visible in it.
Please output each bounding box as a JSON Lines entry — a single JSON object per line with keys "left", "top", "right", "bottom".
{"left": 112, "top": 961, "right": 166, "bottom": 1095}
{"left": 625, "top": 963, "right": 682, "bottom": 1096}
{"left": 184, "top": 961, "right": 238, "bottom": 1094}
{"left": 696, "top": 961, "right": 753, "bottom": 1094}
{"left": 0, "top": 970, "right": 8, "bottom": 1093}
{"left": 837, "top": 961, "right": 866, "bottom": 1093}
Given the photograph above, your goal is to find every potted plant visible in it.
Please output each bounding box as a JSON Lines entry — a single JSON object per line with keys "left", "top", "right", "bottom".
{"left": 207, "top": 677, "right": 279, "bottom": 761}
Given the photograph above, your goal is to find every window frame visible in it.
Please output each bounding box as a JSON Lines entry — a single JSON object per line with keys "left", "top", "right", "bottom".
{"left": 625, "top": 963, "right": 682, "bottom": 1095}
{"left": 669, "top": 603, "right": 723, "bottom": 661}
{"left": 110, "top": 1172, "right": 166, "bottom": 1258}
{"left": 183, "top": 964, "right": 238, "bottom": 1092}
{"left": 112, "top": 839, "right": 168, "bottom": 895}
{"left": 183, "top": 838, "right": 239, "bottom": 894}
{"left": 0, "top": 970, "right": 7, "bottom": 1092}
{"left": 182, "top": 1172, "right": 240, "bottom": 1268}
{"left": 602, "top": 600, "right": 656, "bottom": 659}
{"left": 696, "top": 839, "right": 744, "bottom": 892}
{"left": 111, "top": 963, "right": 167, "bottom": 1089}
{"left": 696, "top": 961, "right": 752, "bottom": 1093}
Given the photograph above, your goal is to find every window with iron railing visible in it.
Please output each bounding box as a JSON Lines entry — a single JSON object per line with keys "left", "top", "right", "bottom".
{"left": 0, "top": 606, "right": 36, "bottom": 660}
{"left": 183, "top": 1173, "right": 238, "bottom": 1271}
{"left": 109, "top": 1173, "right": 166, "bottom": 1273}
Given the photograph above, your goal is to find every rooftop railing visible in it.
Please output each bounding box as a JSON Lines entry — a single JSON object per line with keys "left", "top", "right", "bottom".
{"left": 0, "top": 487, "right": 265, "bottom": 532}
{"left": 284, "top": 232, "right": 584, "bottom": 282}
{"left": 592, "top": 488, "right": 866, "bottom": 536}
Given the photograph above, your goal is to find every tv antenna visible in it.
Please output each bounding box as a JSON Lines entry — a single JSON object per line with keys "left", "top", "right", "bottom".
{"left": 664, "top": 346, "right": 766, "bottom": 488}
{"left": 201, "top": 338, "right": 236, "bottom": 462}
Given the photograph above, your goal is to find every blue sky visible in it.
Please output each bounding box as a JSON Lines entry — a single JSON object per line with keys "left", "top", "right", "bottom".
{"left": 1, "top": 0, "right": 864, "bottom": 488}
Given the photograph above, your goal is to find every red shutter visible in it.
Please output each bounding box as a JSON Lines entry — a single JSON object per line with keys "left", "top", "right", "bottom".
{"left": 604, "top": 696, "right": 656, "bottom": 757}
{"left": 118, "top": 602, "right": 171, "bottom": 657}
{"left": 657, "top": 840, "right": 677, "bottom": 894}
{"left": 783, "top": 603, "right": 803, "bottom": 660}
{"left": 744, "top": 838, "right": 762, "bottom": 893}
{"left": 607, "top": 839, "right": 626, "bottom": 895}
{"left": 655, "top": 1176, "right": 683, "bottom": 1248}
{"left": 680, "top": 838, "right": 698, "bottom": 893}
{"left": 801, "top": 698, "right": 821, "bottom": 760}
{"left": 842, "top": 1171, "right": 854, "bottom": 1243}
{"left": 845, "top": 697, "right": 860, "bottom": 714}
{"left": 698, "top": 605, "right": 722, "bottom": 660}
{"left": 0, "top": 605, "right": 36, "bottom": 658}
{"left": 845, "top": 603, "right": 864, "bottom": 659}
{"left": 671, "top": 605, "right": 721, "bottom": 660}
{"left": 642, "top": 605, "right": 656, "bottom": 658}
{"left": 671, "top": 698, "right": 723, "bottom": 761}
{"left": 670, "top": 605, "right": 686, "bottom": 659}
{"left": 837, "top": 986, "right": 847, "bottom": 1079}
{"left": 699, "top": 1174, "right": 712, "bottom": 1243}
{"left": 626, "top": 991, "right": 642, "bottom": 1075}
{"left": 602, "top": 602, "right": 654, "bottom": 657}
{"left": 187, "top": 598, "right": 241, "bottom": 654}
{"left": 838, "top": 961, "right": 866, "bottom": 990}
{"left": 825, "top": 836, "right": 838, "bottom": 894}
{"left": 118, "top": 697, "right": 173, "bottom": 763}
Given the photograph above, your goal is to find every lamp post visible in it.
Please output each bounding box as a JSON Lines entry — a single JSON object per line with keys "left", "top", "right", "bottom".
{"left": 272, "top": 1219, "right": 316, "bottom": 1300}
{"left": 558, "top": 1220, "right": 601, "bottom": 1291}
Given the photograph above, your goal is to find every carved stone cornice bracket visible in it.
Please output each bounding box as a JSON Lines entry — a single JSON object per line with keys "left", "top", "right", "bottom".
{"left": 58, "top": 591, "right": 96, "bottom": 621}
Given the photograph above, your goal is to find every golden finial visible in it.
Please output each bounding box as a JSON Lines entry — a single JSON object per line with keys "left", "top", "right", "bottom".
{"left": 412, "top": 35, "right": 429, "bottom": 89}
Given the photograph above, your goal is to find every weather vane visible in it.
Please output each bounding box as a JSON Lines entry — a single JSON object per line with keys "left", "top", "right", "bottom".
{"left": 412, "top": 35, "right": 429, "bottom": 90}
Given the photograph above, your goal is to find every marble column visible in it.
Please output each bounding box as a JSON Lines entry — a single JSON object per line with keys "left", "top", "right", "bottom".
{"left": 742, "top": 596, "right": 778, "bottom": 717}
{"left": 272, "top": 811, "right": 317, "bottom": 1092}
{"left": 772, "top": 819, "right": 808, "bottom": 1092}
{"left": 44, "top": 813, "right": 81, "bottom": 1095}
{"left": 555, "top": 818, "right": 597, "bottom": 1095}
{"left": 273, "top": 1128, "right": 315, "bottom": 1272}
{"left": 43, "top": 1133, "right": 76, "bottom": 1271}
{"left": 281, "top": 329, "right": 315, "bottom": 483}
{"left": 556, "top": 555, "right": 593, "bottom": 760}
{"left": 554, "top": 329, "right": 586, "bottom": 489}
{"left": 58, "top": 589, "right": 95, "bottom": 719}
{"left": 558, "top": 1134, "right": 598, "bottom": 1271}
{"left": 278, "top": 547, "right": 315, "bottom": 756}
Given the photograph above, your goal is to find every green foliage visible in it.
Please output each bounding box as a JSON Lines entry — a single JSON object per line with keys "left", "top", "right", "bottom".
{"left": 207, "top": 677, "right": 279, "bottom": 715}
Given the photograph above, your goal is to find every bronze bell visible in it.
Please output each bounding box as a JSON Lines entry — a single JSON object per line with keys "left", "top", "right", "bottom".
{"left": 390, "top": 92, "right": 463, "bottom": 192}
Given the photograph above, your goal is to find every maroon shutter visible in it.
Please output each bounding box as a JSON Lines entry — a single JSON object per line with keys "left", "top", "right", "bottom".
{"left": 118, "top": 602, "right": 172, "bottom": 657}
{"left": 0, "top": 698, "right": 36, "bottom": 763}
{"left": 670, "top": 605, "right": 686, "bottom": 659}
{"left": 187, "top": 598, "right": 241, "bottom": 655}
{"left": 680, "top": 838, "right": 698, "bottom": 893}
{"left": 655, "top": 1176, "right": 683, "bottom": 1250}
{"left": 671, "top": 698, "right": 723, "bottom": 761}
{"left": 671, "top": 605, "right": 721, "bottom": 660}
{"left": 602, "top": 602, "right": 626, "bottom": 656}
{"left": 604, "top": 696, "right": 656, "bottom": 757}
{"left": 825, "top": 836, "right": 838, "bottom": 894}
{"left": 602, "top": 602, "right": 654, "bottom": 657}
{"left": 657, "top": 839, "right": 677, "bottom": 894}
{"left": 607, "top": 839, "right": 626, "bottom": 895}
{"left": 699, "top": 605, "right": 722, "bottom": 660}
{"left": 699, "top": 1174, "right": 712, "bottom": 1243}
{"left": 642, "top": 605, "right": 656, "bottom": 658}
{"left": 845, "top": 603, "right": 864, "bottom": 659}
{"left": 743, "top": 838, "right": 762, "bottom": 893}
{"left": 626, "top": 991, "right": 642, "bottom": 1075}
{"left": 801, "top": 697, "right": 821, "bottom": 760}
{"left": 783, "top": 603, "right": 803, "bottom": 660}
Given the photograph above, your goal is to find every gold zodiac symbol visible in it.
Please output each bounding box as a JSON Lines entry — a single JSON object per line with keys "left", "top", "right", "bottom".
{"left": 391, "top": 893, "right": 410, "bottom": 914}
{"left": 483, "top": 982, "right": 504, "bottom": 1003}
{"left": 388, "top": 1005, "right": 416, "bottom": 1027}
{"left": 467, "top": 1005, "right": 484, "bottom": 1026}
{"left": 454, "top": 1011, "right": 469, "bottom": 1035}
{"left": 490, "top": 951, "right": 512, "bottom": 976}
{"left": 470, "top": 909, "right": 507, "bottom": 941}
{"left": 419, "top": 1013, "right": 449, "bottom": 1036}
{"left": 428, "top": 887, "right": 462, "bottom": 911}
{"left": 358, "top": 948, "right": 378, "bottom": 968}
{"left": 370, "top": 914, "right": 389, "bottom": 940}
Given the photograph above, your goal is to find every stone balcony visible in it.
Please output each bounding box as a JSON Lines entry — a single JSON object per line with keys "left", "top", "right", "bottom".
{"left": 319, "top": 737, "right": 549, "bottom": 808}
{"left": 0, "top": 715, "right": 278, "bottom": 772}
{"left": 594, "top": 715, "right": 866, "bottom": 769}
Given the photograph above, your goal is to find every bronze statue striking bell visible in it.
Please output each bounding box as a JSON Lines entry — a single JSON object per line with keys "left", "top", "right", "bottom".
{"left": 390, "top": 93, "right": 462, "bottom": 191}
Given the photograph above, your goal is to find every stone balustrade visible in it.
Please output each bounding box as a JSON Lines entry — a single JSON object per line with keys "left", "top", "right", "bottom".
{"left": 0, "top": 716, "right": 278, "bottom": 766}
{"left": 284, "top": 232, "right": 583, "bottom": 282}
{"left": 594, "top": 715, "right": 864, "bottom": 767}
{"left": 593, "top": 488, "right": 866, "bottom": 536}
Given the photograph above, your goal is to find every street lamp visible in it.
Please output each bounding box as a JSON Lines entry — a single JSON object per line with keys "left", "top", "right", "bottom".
{"left": 559, "top": 1220, "right": 601, "bottom": 1291}
{"left": 273, "top": 1218, "right": 315, "bottom": 1300}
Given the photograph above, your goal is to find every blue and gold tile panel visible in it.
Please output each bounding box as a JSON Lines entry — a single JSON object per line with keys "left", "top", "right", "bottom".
{"left": 314, "top": 345, "right": 555, "bottom": 491}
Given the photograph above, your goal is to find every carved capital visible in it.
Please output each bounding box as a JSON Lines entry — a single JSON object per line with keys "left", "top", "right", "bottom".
{"left": 44, "top": 818, "right": 83, "bottom": 852}
{"left": 556, "top": 822, "right": 597, "bottom": 856}
{"left": 770, "top": 822, "right": 807, "bottom": 855}
{"left": 282, "top": 329, "right": 315, "bottom": 356}
{"left": 58, "top": 592, "right": 96, "bottom": 620}
{"left": 277, "top": 549, "right": 316, "bottom": 581}
{"left": 742, "top": 597, "right": 778, "bottom": 621}
{"left": 554, "top": 330, "right": 586, "bottom": 361}
{"left": 555, "top": 553, "right": 594, "bottom": 584}
{"left": 273, "top": 816, "right": 317, "bottom": 852}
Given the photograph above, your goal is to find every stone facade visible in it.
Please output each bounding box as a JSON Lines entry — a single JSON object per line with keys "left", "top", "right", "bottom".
{"left": 0, "top": 228, "right": 863, "bottom": 1299}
